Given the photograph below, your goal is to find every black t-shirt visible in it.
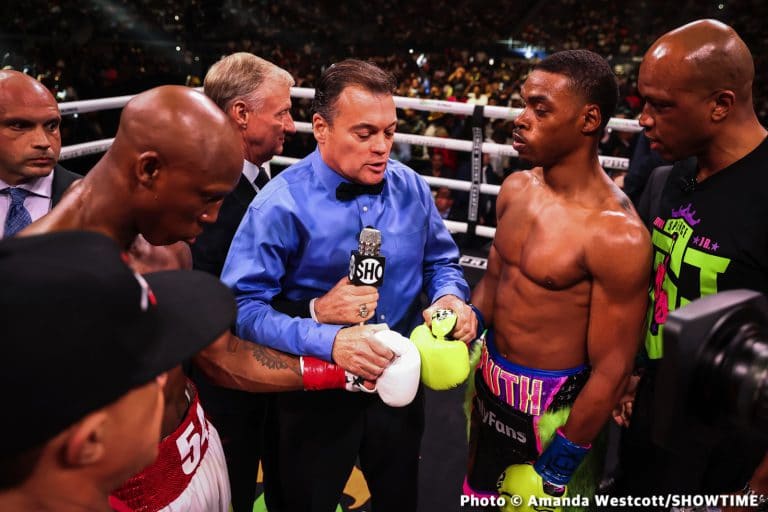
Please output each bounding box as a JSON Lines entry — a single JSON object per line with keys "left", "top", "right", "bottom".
{"left": 640, "top": 136, "right": 768, "bottom": 360}
{"left": 619, "top": 137, "right": 768, "bottom": 496}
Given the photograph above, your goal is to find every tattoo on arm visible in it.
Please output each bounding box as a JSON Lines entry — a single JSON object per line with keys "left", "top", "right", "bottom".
{"left": 251, "top": 343, "right": 302, "bottom": 376}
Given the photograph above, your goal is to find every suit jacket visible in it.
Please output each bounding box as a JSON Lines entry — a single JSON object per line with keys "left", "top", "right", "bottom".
{"left": 191, "top": 173, "right": 311, "bottom": 317}
{"left": 51, "top": 165, "right": 82, "bottom": 207}
{"left": 191, "top": 174, "right": 255, "bottom": 278}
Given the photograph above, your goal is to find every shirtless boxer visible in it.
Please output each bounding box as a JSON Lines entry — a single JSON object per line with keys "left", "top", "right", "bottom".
{"left": 466, "top": 50, "right": 651, "bottom": 505}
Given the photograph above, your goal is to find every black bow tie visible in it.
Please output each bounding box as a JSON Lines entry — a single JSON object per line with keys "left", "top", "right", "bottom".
{"left": 335, "top": 180, "right": 386, "bottom": 201}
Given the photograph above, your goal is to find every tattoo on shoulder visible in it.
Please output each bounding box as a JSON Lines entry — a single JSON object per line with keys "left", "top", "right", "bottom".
{"left": 251, "top": 344, "right": 301, "bottom": 376}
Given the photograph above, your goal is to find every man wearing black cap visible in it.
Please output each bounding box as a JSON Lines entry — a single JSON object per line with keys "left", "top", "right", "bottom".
{"left": 19, "top": 84, "right": 247, "bottom": 512}
{"left": 0, "top": 230, "right": 237, "bottom": 512}
{"left": 18, "top": 84, "right": 397, "bottom": 512}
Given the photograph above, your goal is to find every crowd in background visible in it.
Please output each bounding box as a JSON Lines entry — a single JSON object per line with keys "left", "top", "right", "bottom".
{"left": 2, "top": 0, "right": 766, "bottom": 239}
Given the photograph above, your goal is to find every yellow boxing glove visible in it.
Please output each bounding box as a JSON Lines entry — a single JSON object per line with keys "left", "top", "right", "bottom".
{"left": 409, "top": 309, "right": 470, "bottom": 390}
{"left": 497, "top": 463, "right": 567, "bottom": 512}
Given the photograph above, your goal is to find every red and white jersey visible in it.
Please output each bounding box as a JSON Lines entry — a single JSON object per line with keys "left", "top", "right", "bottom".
{"left": 112, "top": 383, "right": 230, "bottom": 512}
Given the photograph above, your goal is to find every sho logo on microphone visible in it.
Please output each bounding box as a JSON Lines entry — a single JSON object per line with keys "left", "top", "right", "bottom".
{"left": 349, "top": 251, "right": 385, "bottom": 286}
{"left": 357, "top": 258, "right": 383, "bottom": 284}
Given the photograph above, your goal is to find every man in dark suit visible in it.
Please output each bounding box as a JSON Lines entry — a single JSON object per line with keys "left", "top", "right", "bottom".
{"left": 192, "top": 53, "right": 296, "bottom": 277}
{"left": 0, "top": 70, "right": 80, "bottom": 239}
{"left": 50, "top": 165, "right": 81, "bottom": 204}
{"left": 190, "top": 52, "right": 296, "bottom": 512}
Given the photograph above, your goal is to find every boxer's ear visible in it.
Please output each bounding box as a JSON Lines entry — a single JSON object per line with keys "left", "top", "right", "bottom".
{"left": 581, "top": 103, "right": 602, "bottom": 135}
{"left": 135, "top": 151, "right": 161, "bottom": 187}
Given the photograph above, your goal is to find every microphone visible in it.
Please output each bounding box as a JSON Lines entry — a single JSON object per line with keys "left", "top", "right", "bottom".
{"left": 349, "top": 227, "right": 385, "bottom": 287}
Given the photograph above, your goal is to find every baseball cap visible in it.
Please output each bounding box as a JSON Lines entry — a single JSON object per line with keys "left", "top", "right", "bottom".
{"left": 0, "top": 231, "right": 237, "bottom": 456}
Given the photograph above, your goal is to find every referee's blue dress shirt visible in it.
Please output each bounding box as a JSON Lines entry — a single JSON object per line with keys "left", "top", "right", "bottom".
{"left": 221, "top": 148, "right": 469, "bottom": 361}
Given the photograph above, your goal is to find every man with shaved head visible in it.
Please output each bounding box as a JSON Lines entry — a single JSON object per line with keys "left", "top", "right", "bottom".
{"left": 615, "top": 19, "right": 768, "bottom": 501}
{"left": 22, "top": 84, "right": 396, "bottom": 511}
{"left": 23, "top": 84, "right": 244, "bottom": 511}
{"left": 25, "top": 85, "right": 243, "bottom": 247}
{"left": 0, "top": 70, "right": 80, "bottom": 239}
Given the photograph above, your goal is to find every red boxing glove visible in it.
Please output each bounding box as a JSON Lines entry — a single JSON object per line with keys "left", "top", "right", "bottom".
{"left": 301, "top": 356, "right": 369, "bottom": 392}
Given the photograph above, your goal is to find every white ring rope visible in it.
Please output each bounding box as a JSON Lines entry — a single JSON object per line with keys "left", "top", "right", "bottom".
{"left": 59, "top": 123, "right": 629, "bottom": 172}
{"left": 289, "top": 87, "right": 642, "bottom": 132}
{"left": 60, "top": 145, "right": 499, "bottom": 240}
{"left": 59, "top": 95, "right": 137, "bottom": 116}
{"left": 60, "top": 138, "right": 115, "bottom": 160}
{"left": 270, "top": 156, "right": 300, "bottom": 167}
{"left": 271, "top": 155, "right": 501, "bottom": 196}
{"left": 248, "top": 156, "right": 498, "bottom": 239}
{"left": 57, "top": 87, "right": 641, "bottom": 242}
{"left": 421, "top": 176, "right": 501, "bottom": 195}
{"left": 443, "top": 220, "right": 497, "bottom": 239}
{"left": 58, "top": 87, "right": 643, "bottom": 133}
{"left": 61, "top": 142, "right": 501, "bottom": 196}
{"left": 291, "top": 121, "right": 628, "bottom": 170}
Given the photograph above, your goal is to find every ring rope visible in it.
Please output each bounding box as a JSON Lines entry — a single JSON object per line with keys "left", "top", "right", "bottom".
{"left": 58, "top": 143, "right": 498, "bottom": 240}
{"left": 59, "top": 94, "right": 136, "bottom": 116}
{"left": 288, "top": 87, "right": 642, "bottom": 132}
{"left": 56, "top": 86, "right": 640, "bottom": 242}
{"left": 292, "top": 122, "right": 629, "bottom": 170}
{"left": 444, "top": 220, "right": 496, "bottom": 239}
{"left": 59, "top": 126, "right": 630, "bottom": 172}
{"left": 60, "top": 138, "right": 115, "bottom": 160}
{"left": 270, "top": 154, "right": 503, "bottom": 196}
{"left": 58, "top": 88, "right": 643, "bottom": 133}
